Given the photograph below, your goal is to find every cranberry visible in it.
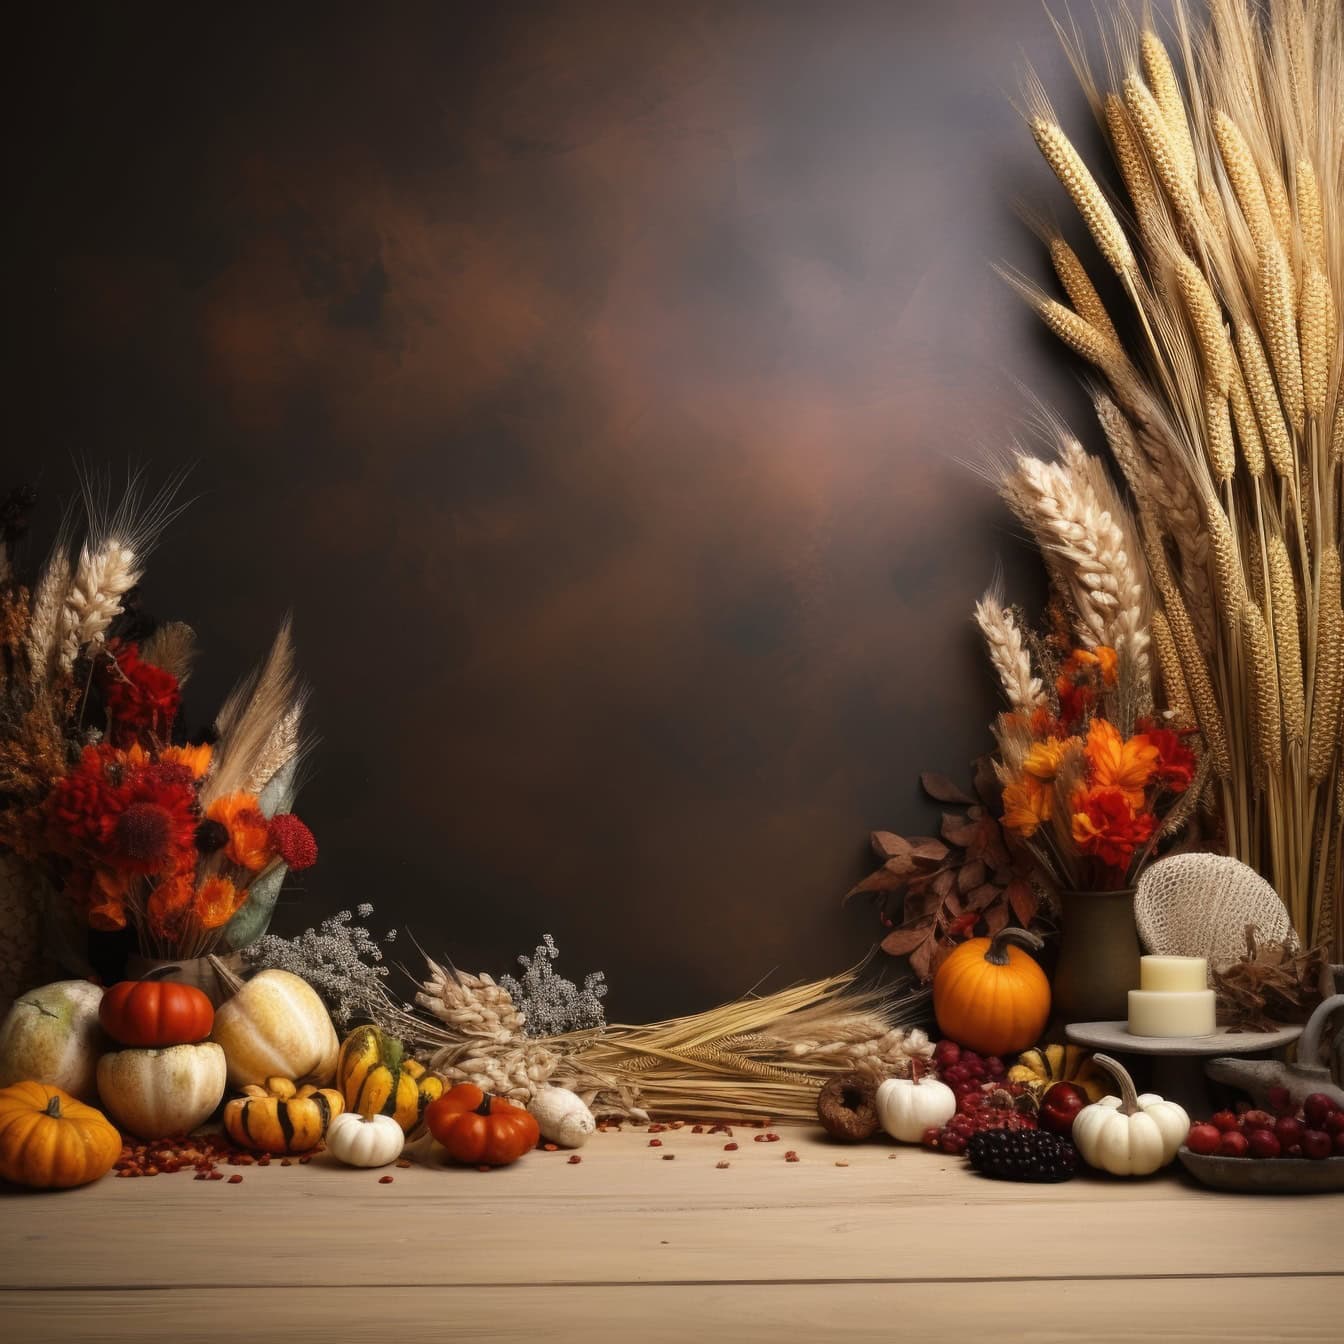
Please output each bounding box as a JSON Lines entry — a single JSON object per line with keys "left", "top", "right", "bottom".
{"left": 1246, "top": 1129, "right": 1281, "bottom": 1159}
{"left": 1185, "top": 1123, "right": 1221, "bottom": 1155}
{"left": 1302, "top": 1094, "right": 1338, "bottom": 1129}
{"left": 1241, "top": 1109, "right": 1275, "bottom": 1132}
{"left": 933, "top": 1040, "right": 960, "bottom": 1068}
{"left": 1210, "top": 1110, "right": 1240, "bottom": 1132}
{"left": 1217, "top": 1131, "right": 1249, "bottom": 1158}
{"left": 1323, "top": 1111, "right": 1344, "bottom": 1136}
{"left": 1300, "top": 1129, "right": 1333, "bottom": 1160}
{"left": 1266, "top": 1085, "right": 1293, "bottom": 1116}
{"left": 1274, "top": 1116, "right": 1305, "bottom": 1148}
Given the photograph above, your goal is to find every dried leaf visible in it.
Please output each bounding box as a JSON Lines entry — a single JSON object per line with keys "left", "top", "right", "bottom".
{"left": 931, "top": 868, "right": 957, "bottom": 900}
{"left": 909, "top": 838, "right": 950, "bottom": 863}
{"left": 881, "top": 922, "right": 934, "bottom": 957}
{"left": 956, "top": 859, "right": 988, "bottom": 895}
{"left": 921, "top": 772, "right": 974, "bottom": 805}
{"left": 941, "top": 813, "right": 980, "bottom": 848}
{"left": 983, "top": 903, "right": 1010, "bottom": 936}
{"left": 871, "top": 831, "right": 913, "bottom": 862}
{"left": 966, "top": 883, "right": 1000, "bottom": 913}
{"left": 973, "top": 756, "right": 1001, "bottom": 808}
{"left": 843, "top": 865, "right": 907, "bottom": 904}
{"left": 1006, "top": 878, "right": 1039, "bottom": 927}
{"left": 908, "top": 937, "right": 937, "bottom": 981}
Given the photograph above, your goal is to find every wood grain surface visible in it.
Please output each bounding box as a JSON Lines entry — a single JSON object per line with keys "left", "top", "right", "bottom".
{"left": 3, "top": 1123, "right": 1339, "bottom": 1340}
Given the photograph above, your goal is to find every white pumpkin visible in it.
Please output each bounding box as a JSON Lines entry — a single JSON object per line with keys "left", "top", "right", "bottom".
{"left": 326, "top": 1111, "right": 405, "bottom": 1167}
{"left": 528, "top": 1086, "right": 596, "bottom": 1147}
{"left": 1071, "top": 1053, "right": 1188, "bottom": 1176}
{"left": 96, "top": 1042, "right": 227, "bottom": 1138}
{"left": 210, "top": 968, "right": 339, "bottom": 1089}
{"left": 0, "top": 980, "right": 107, "bottom": 1101}
{"left": 875, "top": 1071, "right": 957, "bottom": 1143}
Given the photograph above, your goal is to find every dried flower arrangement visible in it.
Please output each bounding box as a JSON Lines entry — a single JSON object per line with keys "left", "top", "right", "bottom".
{"left": 0, "top": 478, "right": 316, "bottom": 999}
{"left": 1000, "top": 0, "right": 1343, "bottom": 956}
{"left": 1213, "top": 924, "right": 1332, "bottom": 1032}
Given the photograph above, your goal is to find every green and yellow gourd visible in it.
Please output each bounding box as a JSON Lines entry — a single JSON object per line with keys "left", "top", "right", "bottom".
{"left": 337, "top": 1026, "right": 443, "bottom": 1133}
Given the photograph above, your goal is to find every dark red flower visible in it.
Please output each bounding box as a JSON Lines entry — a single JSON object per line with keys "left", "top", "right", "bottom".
{"left": 46, "top": 746, "right": 119, "bottom": 854}
{"left": 103, "top": 767, "right": 198, "bottom": 877}
{"left": 1134, "top": 725, "right": 1197, "bottom": 793}
{"left": 268, "top": 812, "right": 317, "bottom": 871}
{"left": 99, "top": 643, "right": 181, "bottom": 747}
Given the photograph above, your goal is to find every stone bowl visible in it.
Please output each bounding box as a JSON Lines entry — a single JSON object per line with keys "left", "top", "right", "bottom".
{"left": 1177, "top": 1146, "right": 1344, "bottom": 1193}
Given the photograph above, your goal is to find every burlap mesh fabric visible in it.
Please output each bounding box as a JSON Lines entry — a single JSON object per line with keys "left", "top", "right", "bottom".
{"left": 1135, "top": 853, "right": 1297, "bottom": 974}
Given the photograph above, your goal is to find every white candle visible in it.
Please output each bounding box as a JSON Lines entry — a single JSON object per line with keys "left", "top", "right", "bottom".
{"left": 1127, "top": 989, "right": 1217, "bottom": 1037}
{"left": 1139, "top": 955, "right": 1209, "bottom": 993}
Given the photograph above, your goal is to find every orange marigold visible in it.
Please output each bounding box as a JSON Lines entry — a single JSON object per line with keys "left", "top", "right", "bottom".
{"left": 1085, "top": 719, "right": 1158, "bottom": 807}
{"left": 1001, "top": 774, "right": 1053, "bottom": 838}
{"left": 1022, "top": 736, "right": 1072, "bottom": 782}
{"left": 1070, "top": 787, "right": 1156, "bottom": 871}
{"left": 160, "top": 743, "right": 213, "bottom": 780}
{"left": 147, "top": 871, "right": 195, "bottom": 942}
{"left": 206, "top": 792, "right": 273, "bottom": 872}
{"left": 193, "top": 875, "right": 244, "bottom": 930}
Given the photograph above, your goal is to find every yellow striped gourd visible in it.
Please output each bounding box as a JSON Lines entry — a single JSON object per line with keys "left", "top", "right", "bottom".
{"left": 336, "top": 1025, "right": 444, "bottom": 1133}
{"left": 223, "top": 1077, "right": 344, "bottom": 1153}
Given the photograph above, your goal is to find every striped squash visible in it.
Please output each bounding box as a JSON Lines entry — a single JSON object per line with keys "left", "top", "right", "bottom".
{"left": 337, "top": 1025, "right": 444, "bottom": 1133}
{"left": 223, "top": 1077, "right": 343, "bottom": 1153}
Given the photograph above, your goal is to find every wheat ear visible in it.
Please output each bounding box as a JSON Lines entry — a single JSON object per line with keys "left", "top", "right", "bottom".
{"left": 1256, "top": 238, "right": 1306, "bottom": 435}
{"left": 1267, "top": 532, "right": 1305, "bottom": 747}
{"left": 1295, "top": 158, "right": 1325, "bottom": 271}
{"left": 1298, "top": 268, "right": 1332, "bottom": 420}
{"left": 1244, "top": 599, "right": 1283, "bottom": 776}
{"left": 1123, "top": 74, "right": 1200, "bottom": 236}
{"left": 1140, "top": 30, "right": 1198, "bottom": 181}
{"left": 974, "top": 590, "right": 1045, "bottom": 712}
{"left": 56, "top": 541, "right": 140, "bottom": 671}
{"left": 1150, "top": 606, "right": 1195, "bottom": 726}
{"left": 1049, "top": 238, "right": 1122, "bottom": 349}
{"left": 1175, "top": 254, "right": 1232, "bottom": 396}
{"left": 24, "top": 552, "right": 71, "bottom": 681}
{"left": 1309, "top": 548, "right": 1343, "bottom": 783}
{"left": 1235, "top": 322, "right": 1295, "bottom": 477}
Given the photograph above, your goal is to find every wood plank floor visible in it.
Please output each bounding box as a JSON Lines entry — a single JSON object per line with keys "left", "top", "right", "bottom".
{"left": 3, "top": 1122, "right": 1339, "bottom": 1341}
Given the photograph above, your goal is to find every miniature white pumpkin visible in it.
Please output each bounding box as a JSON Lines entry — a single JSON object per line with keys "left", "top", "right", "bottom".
{"left": 0, "top": 980, "right": 107, "bottom": 1101}
{"left": 875, "top": 1071, "right": 957, "bottom": 1143}
{"left": 528, "top": 1086, "right": 596, "bottom": 1148}
{"left": 1071, "top": 1053, "right": 1188, "bottom": 1176}
{"left": 96, "top": 1042, "right": 227, "bottom": 1138}
{"left": 326, "top": 1111, "right": 405, "bottom": 1167}
{"left": 210, "top": 966, "right": 339, "bottom": 1089}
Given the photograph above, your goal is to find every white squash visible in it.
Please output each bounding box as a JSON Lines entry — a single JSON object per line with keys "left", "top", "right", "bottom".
{"left": 96, "top": 1042, "right": 227, "bottom": 1138}
{"left": 210, "top": 967, "right": 339, "bottom": 1089}
{"left": 1071, "top": 1053, "right": 1188, "bottom": 1176}
{"left": 528, "top": 1086, "right": 596, "bottom": 1147}
{"left": 326, "top": 1111, "right": 405, "bottom": 1167}
{"left": 875, "top": 1071, "right": 957, "bottom": 1143}
{"left": 0, "top": 980, "right": 107, "bottom": 1101}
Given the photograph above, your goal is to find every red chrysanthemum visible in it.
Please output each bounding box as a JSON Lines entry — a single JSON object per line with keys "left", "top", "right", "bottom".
{"left": 268, "top": 813, "right": 318, "bottom": 871}
{"left": 99, "top": 643, "right": 181, "bottom": 747}
{"left": 45, "top": 745, "right": 120, "bottom": 854}
{"left": 1070, "top": 787, "right": 1157, "bottom": 872}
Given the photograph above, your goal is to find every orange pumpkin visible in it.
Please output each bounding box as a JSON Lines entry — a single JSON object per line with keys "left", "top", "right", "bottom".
{"left": 933, "top": 927, "right": 1051, "bottom": 1056}
{"left": 0, "top": 1081, "right": 122, "bottom": 1189}
{"left": 425, "top": 1082, "right": 539, "bottom": 1166}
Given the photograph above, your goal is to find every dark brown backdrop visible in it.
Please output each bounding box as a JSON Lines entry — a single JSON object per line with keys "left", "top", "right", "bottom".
{"left": 10, "top": 0, "right": 1115, "bottom": 1018}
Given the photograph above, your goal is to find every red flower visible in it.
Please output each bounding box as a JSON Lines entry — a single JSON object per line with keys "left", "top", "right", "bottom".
{"left": 1135, "top": 726, "right": 1197, "bottom": 793}
{"left": 268, "top": 813, "right": 317, "bottom": 871}
{"left": 46, "top": 746, "right": 119, "bottom": 854}
{"left": 1070, "top": 787, "right": 1156, "bottom": 871}
{"left": 99, "top": 643, "right": 181, "bottom": 747}
{"left": 104, "top": 764, "right": 199, "bottom": 877}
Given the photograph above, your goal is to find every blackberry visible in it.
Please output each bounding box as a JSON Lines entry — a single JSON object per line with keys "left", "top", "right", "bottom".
{"left": 966, "top": 1128, "right": 1078, "bottom": 1182}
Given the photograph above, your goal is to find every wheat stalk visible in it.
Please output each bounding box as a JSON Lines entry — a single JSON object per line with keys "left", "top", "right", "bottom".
{"left": 1141, "top": 30, "right": 1198, "bottom": 180}
{"left": 56, "top": 540, "right": 140, "bottom": 672}
{"left": 1049, "top": 238, "right": 1122, "bottom": 349}
{"left": 974, "top": 589, "right": 1045, "bottom": 712}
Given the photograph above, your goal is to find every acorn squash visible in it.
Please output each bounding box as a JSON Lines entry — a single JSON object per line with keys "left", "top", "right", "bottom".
{"left": 1007, "top": 1043, "right": 1109, "bottom": 1103}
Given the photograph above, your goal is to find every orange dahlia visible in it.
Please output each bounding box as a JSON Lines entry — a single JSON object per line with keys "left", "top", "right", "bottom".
{"left": 193, "top": 875, "right": 245, "bottom": 930}
{"left": 1084, "top": 719, "right": 1158, "bottom": 807}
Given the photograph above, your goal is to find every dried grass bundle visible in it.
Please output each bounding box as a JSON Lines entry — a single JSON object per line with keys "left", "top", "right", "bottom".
{"left": 1008, "top": 0, "right": 1344, "bottom": 955}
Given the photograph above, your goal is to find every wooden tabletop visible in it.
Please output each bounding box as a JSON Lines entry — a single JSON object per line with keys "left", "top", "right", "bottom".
{"left": 2, "top": 1121, "right": 1339, "bottom": 1342}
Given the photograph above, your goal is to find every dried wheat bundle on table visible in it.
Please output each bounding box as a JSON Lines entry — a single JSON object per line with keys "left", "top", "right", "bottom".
{"left": 1002, "top": 0, "right": 1343, "bottom": 955}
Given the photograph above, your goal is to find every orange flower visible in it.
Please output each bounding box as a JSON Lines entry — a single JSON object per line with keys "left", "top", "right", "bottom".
{"left": 1093, "top": 646, "right": 1118, "bottom": 686}
{"left": 1022, "top": 737, "right": 1070, "bottom": 782}
{"left": 147, "top": 871, "right": 194, "bottom": 941}
{"left": 85, "top": 868, "right": 131, "bottom": 931}
{"left": 160, "top": 743, "right": 213, "bottom": 780}
{"left": 1070, "top": 786, "right": 1155, "bottom": 870}
{"left": 193, "top": 875, "right": 244, "bottom": 930}
{"left": 207, "top": 792, "right": 273, "bottom": 872}
{"left": 1001, "top": 774, "right": 1053, "bottom": 838}
{"left": 1056, "top": 646, "right": 1118, "bottom": 724}
{"left": 1085, "top": 719, "right": 1158, "bottom": 807}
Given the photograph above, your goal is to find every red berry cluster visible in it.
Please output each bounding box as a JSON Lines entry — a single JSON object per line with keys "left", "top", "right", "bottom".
{"left": 932, "top": 1038, "right": 1007, "bottom": 1100}
{"left": 1186, "top": 1090, "right": 1344, "bottom": 1160}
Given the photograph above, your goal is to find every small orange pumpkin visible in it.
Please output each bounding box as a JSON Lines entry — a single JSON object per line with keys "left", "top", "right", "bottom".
{"left": 425, "top": 1082, "right": 539, "bottom": 1166}
{"left": 933, "top": 927, "right": 1051, "bottom": 1056}
{"left": 0, "top": 1081, "right": 122, "bottom": 1189}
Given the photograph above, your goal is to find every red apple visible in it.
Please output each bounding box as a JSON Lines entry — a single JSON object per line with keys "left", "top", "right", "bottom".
{"left": 1323, "top": 1110, "right": 1344, "bottom": 1136}
{"left": 1241, "top": 1109, "right": 1275, "bottom": 1132}
{"left": 1286, "top": 1143, "right": 1304, "bottom": 1158}
{"left": 1301, "top": 1129, "right": 1333, "bottom": 1160}
{"left": 1302, "top": 1094, "right": 1338, "bottom": 1129}
{"left": 1333, "top": 1131, "right": 1344, "bottom": 1156}
{"left": 1247, "top": 1129, "right": 1281, "bottom": 1159}
{"left": 1210, "top": 1110, "right": 1240, "bottom": 1132}
{"left": 1185, "top": 1123, "right": 1221, "bottom": 1155}
{"left": 1274, "top": 1115, "right": 1305, "bottom": 1148}
{"left": 1038, "top": 1082, "right": 1088, "bottom": 1137}
{"left": 1267, "top": 1085, "right": 1293, "bottom": 1115}
{"left": 1218, "top": 1131, "right": 1250, "bottom": 1158}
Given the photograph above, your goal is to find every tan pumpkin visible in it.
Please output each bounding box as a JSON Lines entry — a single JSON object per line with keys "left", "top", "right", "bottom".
{"left": 0, "top": 1082, "right": 121, "bottom": 1189}
{"left": 223, "top": 1076, "right": 344, "bottom": 1153}
{"left": 96, "top": 1042, "right": 227, "bottom": 1139}
{"left": 209, "top": 965, "right": 339, "bottom": 1089}
{"left": 337, "top": 1025, "right": 443, "bottom": 1133}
